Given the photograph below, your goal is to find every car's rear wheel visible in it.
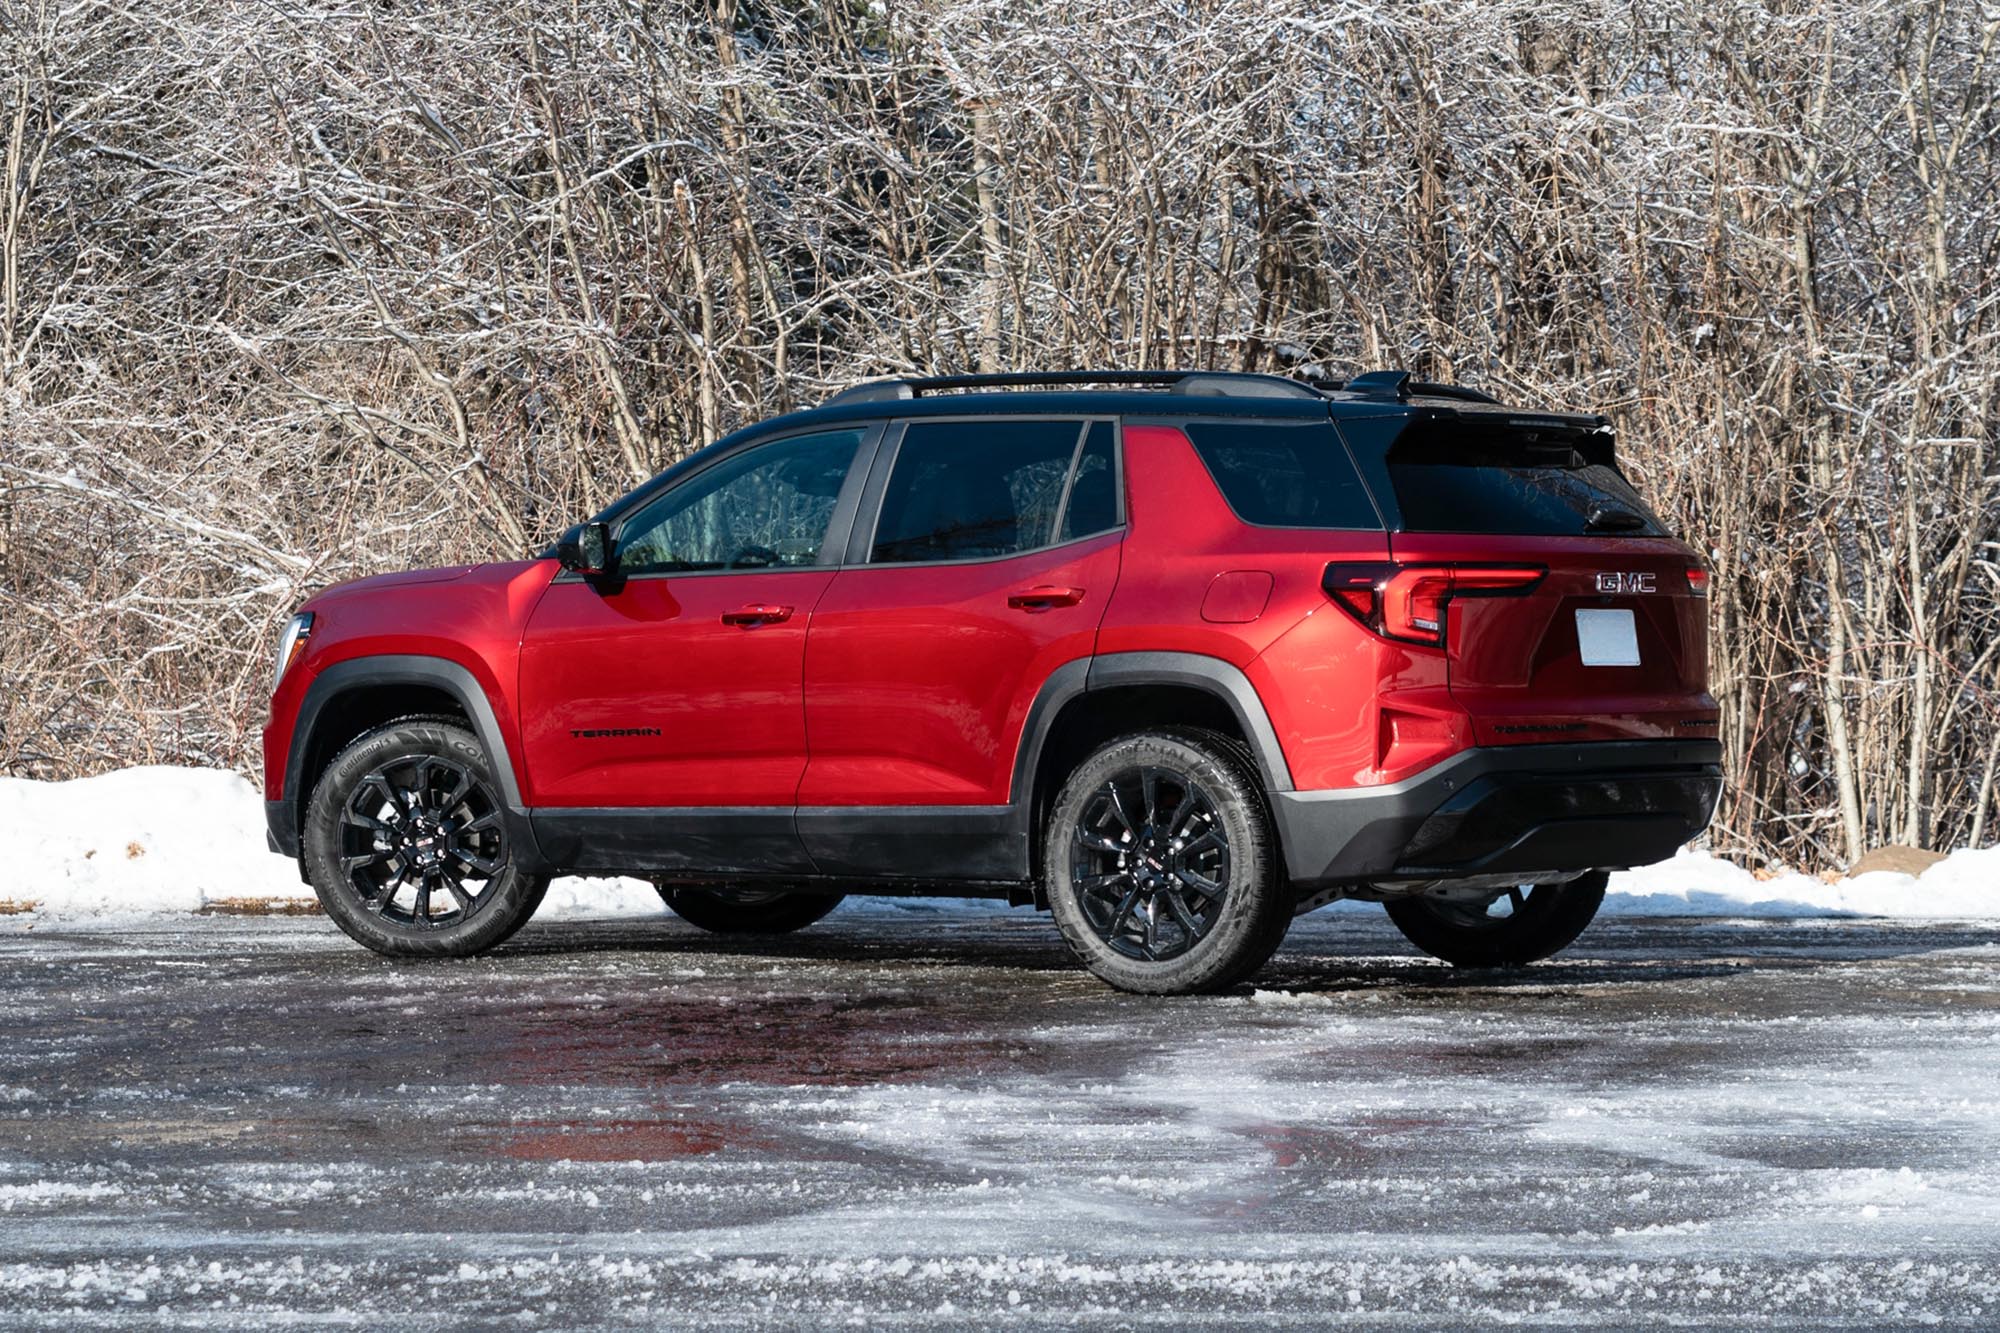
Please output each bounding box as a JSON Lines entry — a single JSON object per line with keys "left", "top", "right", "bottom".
{"left": 1383, "top": 871, "right": 1608, "bottom": 967}
{"left": 657, "top": 886, "right": 845, "bottom": 935}
{"left": 1044, "top": 728, "right": 1289, "bottom": 995}
{"left": 303, "top": 717, "right": 548, "bottom": 958}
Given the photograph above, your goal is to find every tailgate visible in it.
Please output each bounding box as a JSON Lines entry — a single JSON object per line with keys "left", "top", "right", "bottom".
{"left": 1389, "top": 533, "right": 1715, "bottom": 745}
{"left": 1371, "top": 408, "right": 1719, "bottom": 747}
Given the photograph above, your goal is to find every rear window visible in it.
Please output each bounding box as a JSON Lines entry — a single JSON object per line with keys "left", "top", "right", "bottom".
{"left": 1388, "top": 436, "right": 1665, "bottom": 537}
{"left": 1184, "top": 422, "right": 1380, "bottom": 530}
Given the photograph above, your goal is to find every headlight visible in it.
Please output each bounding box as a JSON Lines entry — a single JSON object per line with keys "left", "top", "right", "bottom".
{"left": 273, "top": 612, "right": 314, "bottom": 687}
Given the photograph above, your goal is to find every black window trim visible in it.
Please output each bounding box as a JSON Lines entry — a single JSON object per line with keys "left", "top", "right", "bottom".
{"left": 1052, "top": 418, "right": 1121, "bottom": 545}
{"left": 552, "top": 421, "right": 888, "bottom": 584}
{"left": 844, "top": 414, "right": 1127, "bottom": 570}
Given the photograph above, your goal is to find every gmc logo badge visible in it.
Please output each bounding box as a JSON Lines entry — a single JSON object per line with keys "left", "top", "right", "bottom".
{"left": 1596, "top": 572, "right": 1656, "bottom": 594}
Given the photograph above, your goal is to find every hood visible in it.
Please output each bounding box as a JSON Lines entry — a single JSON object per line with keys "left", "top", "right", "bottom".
{"left": 311, "top": 564, "right": 482, "bottom": 602}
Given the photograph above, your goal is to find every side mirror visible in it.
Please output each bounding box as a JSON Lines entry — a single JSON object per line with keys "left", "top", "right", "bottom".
{"left": 556, "top": 521, "right": 612, "bottom": 575}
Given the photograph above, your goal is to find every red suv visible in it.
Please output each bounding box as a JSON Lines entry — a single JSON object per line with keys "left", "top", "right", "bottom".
{"left": 263, "top": 370, "right": 1721, "bottom": 994}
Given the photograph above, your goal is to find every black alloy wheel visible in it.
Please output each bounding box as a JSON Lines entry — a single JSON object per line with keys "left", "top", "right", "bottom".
{"left": 1044, "top": 728, "right": 1290, "bottom": 995}
{"left": 1070, "top": 764, "right": 1231, "bottom": 963}
{"left": 1383, "top": 871, "right": 1609, "bottom": 967}
{"left": 303, "top": 717, "right": 548, "bottom": 958}
{"left": 337, "top": 752, "right": 506, "bottom": 928}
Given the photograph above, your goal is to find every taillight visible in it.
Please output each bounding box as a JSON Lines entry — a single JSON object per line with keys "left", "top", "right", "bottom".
{"left": 1322, "top": 562, "right": 1545, "bottom": 646}
{"left": 1685, "top": 566, "right": 1710, "bottom": 598}
{"left": 1322, "top": 561, "right": 1399, "bottom": 621}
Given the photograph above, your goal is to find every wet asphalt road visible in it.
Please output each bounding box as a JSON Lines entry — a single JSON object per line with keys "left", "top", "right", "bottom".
{"left": 2, "top": 904, "right": 1999, "bottom": 1328}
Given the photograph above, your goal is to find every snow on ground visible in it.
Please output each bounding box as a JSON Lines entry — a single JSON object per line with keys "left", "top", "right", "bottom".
{"left": 1610, "top": 844, "right": 1998, "bottom": 917}
{"left": 1, "top": 764, "right": 1994, "bottom": 920}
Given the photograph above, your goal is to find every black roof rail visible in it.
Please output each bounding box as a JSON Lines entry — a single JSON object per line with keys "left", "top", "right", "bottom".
{"left": 822, "top": 369, "right": 1323, "bottom": 407}
{"left": 825, "top": 379, "right": 915, "bottom": 405}
{"left": 1307, "top": 368, "right": 1505, "bottom": 406}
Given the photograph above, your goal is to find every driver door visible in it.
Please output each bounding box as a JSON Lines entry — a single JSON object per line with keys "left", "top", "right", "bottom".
{"left": 517, "top": 427, "right": 874, "bottom": 820}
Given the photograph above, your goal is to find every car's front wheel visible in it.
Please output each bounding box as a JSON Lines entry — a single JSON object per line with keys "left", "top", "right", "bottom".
{"left": 1382, "top": 871, "right": 1608, "bottom": 967}
{"left": 1044, "top": 728, "right": 1290, "bottom": 995}
{"left": 303, "top": 717, "right": 548, "bottom": 958}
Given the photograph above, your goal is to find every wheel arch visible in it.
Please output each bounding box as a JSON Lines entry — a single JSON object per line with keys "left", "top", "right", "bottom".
{"left": 1012, "top": 651, "right": 1295, "bottom": 880}
{"left": 285, "top": 657, "right": 528, "bottom": 844}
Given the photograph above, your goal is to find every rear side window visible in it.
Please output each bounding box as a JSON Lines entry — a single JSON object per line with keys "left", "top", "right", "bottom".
{"left": 1184, "top": 422, "right": 1380, "bottom": 530}
{"left": 871, "top": 420, "right": 1112, "bottom": 563}
{"left": 1388, "top": 434, "right": 1665, "bottom": 536}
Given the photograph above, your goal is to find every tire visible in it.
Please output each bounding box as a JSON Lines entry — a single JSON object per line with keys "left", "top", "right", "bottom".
{"left": 302, "top": 716, "right": 549, "bottom": 958}
{"left": 1043, "top": 728, "right": 1289, "bottom": 995}
{"left": 1383, "top": 871, "right": 1608, "bottom": 967}
{"left": 658, "top": 886, "right": 845, "bottom": 935}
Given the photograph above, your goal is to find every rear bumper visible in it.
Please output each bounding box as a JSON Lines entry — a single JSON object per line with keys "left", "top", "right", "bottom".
{"left": 1273, "top": 740, "right": 1724, "bottom": 888}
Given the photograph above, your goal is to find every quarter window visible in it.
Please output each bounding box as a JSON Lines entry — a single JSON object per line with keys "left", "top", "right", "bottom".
{"left": 615, "top": 429, "right": 863, "bottom": 575}
{"left": 871, "top": 420, "right": 1111, "bottom": 564}
{"left": 1185, "top": 421, "right": 1380, "bottom": 530}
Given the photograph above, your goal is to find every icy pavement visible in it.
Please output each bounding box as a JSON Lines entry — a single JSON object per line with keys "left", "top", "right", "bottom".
{"left": 2, "top": 905, "right": 1999, "bottom": 1327}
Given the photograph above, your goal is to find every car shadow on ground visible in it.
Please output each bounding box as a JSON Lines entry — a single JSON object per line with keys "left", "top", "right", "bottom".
{"left": 491, "top": 912, "right": 1996, "bottom": 998}
{"left": 499, "top": 913, "right": 1086, "bottom": 978}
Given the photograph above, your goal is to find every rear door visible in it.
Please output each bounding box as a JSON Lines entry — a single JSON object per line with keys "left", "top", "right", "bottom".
{"left": 1356, "top": 413, "right": 1717, "bottom": 747}
{"left": 798, "top": 417, "right": 1123, "bottom": 819}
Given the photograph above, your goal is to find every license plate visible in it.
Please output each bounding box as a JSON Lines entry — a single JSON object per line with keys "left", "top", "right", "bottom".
{"left": 1576, "top": 609, "right": 1640, "bottom": 666}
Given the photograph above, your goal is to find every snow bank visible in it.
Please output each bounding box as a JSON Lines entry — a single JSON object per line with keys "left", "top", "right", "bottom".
{"left": 0, "top": 767, "right": 301, "bottom": 914}
{"left": 0, "top": 766, "right": 660, "bottom": 921}
{"left": 1603, "top": 847, "right": 1999, "bottom": 918}
{"left": 0, "top": 766, "right": 1993, "bottom": 920}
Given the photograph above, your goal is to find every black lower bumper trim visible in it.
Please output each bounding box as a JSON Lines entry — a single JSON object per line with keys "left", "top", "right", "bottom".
{"left": 1272, "top": 740, "right": 1724, "bottom": 888}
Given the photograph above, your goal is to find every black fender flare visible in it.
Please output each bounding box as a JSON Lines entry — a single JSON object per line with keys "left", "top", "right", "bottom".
{"left": 1007, "top": 649, "right": 1295, "bottom": 838}
{"left": 286, "top": 655, "right": 525, "bottom": 807}
{"left": 277, "top": 655, "right": 544, "bottom": 870}
{"left": 1083, "top": 651, "right": 1294, "bottom": 793}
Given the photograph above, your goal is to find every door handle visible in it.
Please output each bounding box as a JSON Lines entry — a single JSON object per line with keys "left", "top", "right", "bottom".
{"left": 1007, "top": 586, "right": 1085, "bottom": 612}
{"left": 721, "top": 604, "right": 794, "bottom": 627}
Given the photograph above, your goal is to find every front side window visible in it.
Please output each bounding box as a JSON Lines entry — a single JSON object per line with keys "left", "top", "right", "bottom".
{"left": 871, "top": 420, "right": 1110, "bottom": 564}
{"left": 615, "top": 429, "right": 863, "bottom": 575}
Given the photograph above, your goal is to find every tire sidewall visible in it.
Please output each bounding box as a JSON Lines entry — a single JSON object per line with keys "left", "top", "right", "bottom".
{"left": 1043, "top": 730, "right": 1285, "bottom": 995}
{"left": 660, "top": 887, "right": 845, "bottom": 935}
{"left": 1384, "top": 871, "right": 1609, "bottom": 967}
{"left": 303, "top": 719, "right": 544, "bottom": 958}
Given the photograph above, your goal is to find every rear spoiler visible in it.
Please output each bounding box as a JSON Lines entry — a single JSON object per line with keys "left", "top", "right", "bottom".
{"left": 1397, "top": 404, "right": 1617, "bottom": 469}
